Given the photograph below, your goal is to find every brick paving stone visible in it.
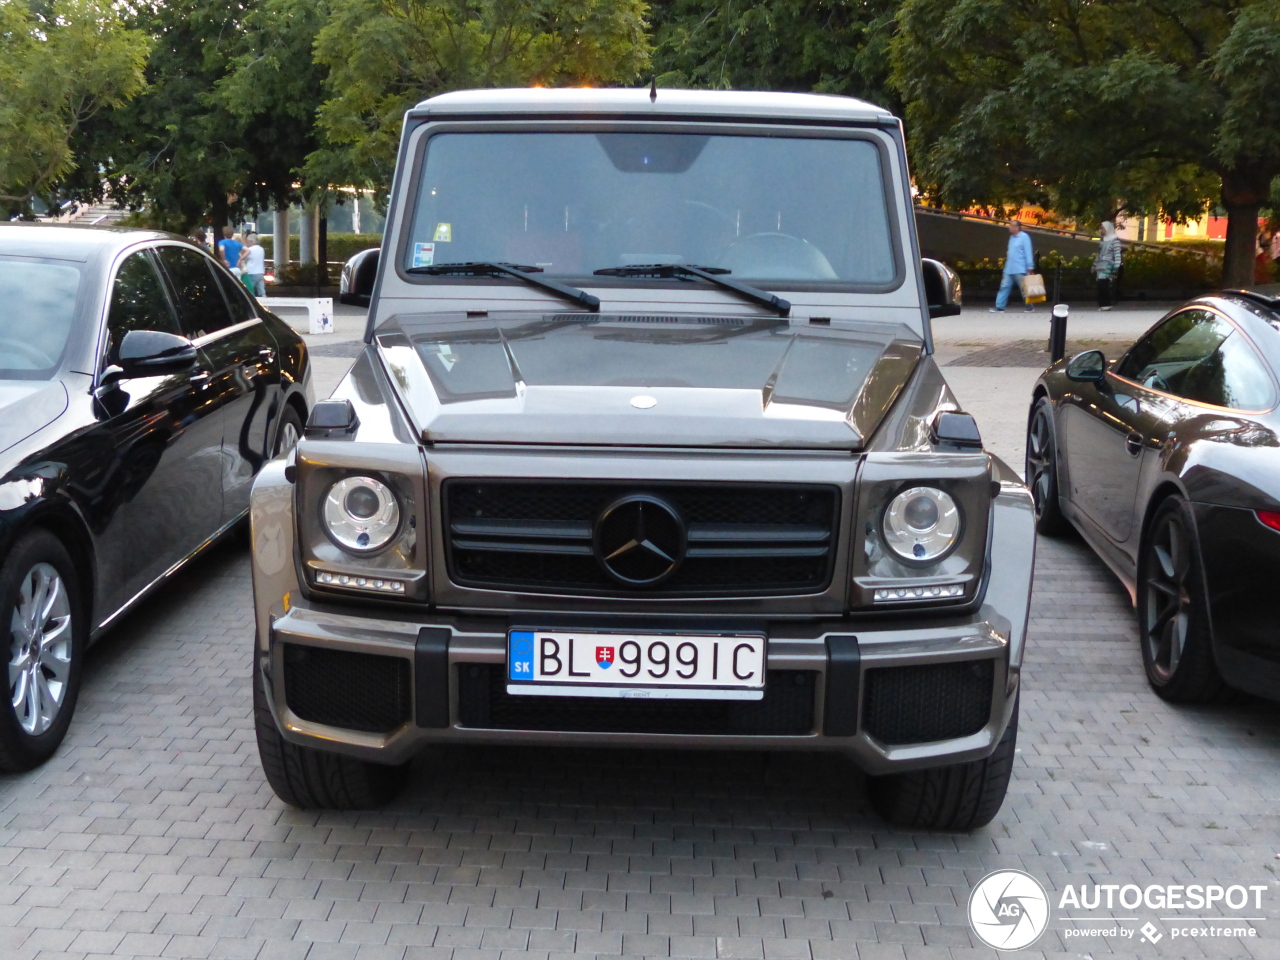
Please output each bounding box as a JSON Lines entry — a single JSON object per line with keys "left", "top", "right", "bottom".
{"left": 1, "top": 493, "right": 1279, "bottom": 959}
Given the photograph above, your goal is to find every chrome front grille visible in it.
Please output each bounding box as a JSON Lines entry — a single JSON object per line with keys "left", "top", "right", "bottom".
{"left": 443, "top": 480, "right": 840, "bottom": 597}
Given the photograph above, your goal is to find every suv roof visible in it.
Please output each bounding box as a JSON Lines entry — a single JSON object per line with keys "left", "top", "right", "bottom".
{"left": 411, "top": 88, "right": 895, "bottom": 125}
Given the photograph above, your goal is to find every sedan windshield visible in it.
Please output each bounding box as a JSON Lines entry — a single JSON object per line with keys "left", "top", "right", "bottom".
{"left": 404, "top": 132, "right": 898, "bottom": 287}
{"left": 0, "top": 257, "right": 81, "bottom": 378}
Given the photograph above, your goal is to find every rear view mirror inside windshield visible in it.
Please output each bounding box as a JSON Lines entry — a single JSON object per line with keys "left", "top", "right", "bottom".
{"left": 596, "top": 133, "right": 709, "bottom": 173}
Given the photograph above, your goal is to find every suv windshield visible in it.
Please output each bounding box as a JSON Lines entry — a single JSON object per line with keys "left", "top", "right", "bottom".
{"left": 404, "top": 132, "right": 898, "bottom": 286}
{"left": 0, "top": 256, "right": 82, "bottom": 379}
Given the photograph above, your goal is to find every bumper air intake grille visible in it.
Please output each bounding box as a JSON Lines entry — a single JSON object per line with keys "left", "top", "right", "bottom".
{"left": 444, "top": 480, "right": 839, "bottom": 597}
{"left": 457, "top": 665, "right": 817, "bottom": 735}
{"left": 861, "top": 659, "right": 994, "bottom": 745}
{"left": 283, "top": 643, "right": 412, "bottom": 733}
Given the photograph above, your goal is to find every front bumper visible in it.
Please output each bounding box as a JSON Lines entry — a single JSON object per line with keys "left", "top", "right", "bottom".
{"left": 250, "top": 459, "right": 1035, "bottom": 776}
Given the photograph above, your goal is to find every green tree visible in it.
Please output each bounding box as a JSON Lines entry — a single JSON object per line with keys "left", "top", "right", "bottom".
{"left": 0, "top": 0, "right": 150, "bottom": 216}
{"left": 307, "top": 0, "right": 652, "bottom": 194}
{"left": 892, "top": 0, "right": 1280, "bottom": 286}
{"left": 67, "top": 0, "right": 329, "bottom": 234}
{"left": 649, "top": 0, "right": 899, "bottom": 110}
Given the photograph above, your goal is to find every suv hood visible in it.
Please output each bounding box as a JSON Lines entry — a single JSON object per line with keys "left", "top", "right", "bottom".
{"left": 374, "top": 312, "right": 922, "bottom": 449}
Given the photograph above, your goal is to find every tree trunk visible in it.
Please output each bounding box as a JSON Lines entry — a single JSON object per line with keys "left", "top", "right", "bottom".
{"left": 1221, "top": 169, "right": 1271, "bottom": 289}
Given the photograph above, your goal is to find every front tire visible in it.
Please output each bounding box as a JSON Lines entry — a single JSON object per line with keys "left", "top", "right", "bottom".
{"left": 1025, "top": 397, "right": 1069, "bottom": 535}
{"left": 253, "top": 651, "right": 407, "bottom": 808}
{"left": 868, "top": 695, "right": 1018, "bottom": 830}
{"left": 1137, "top": 496, "right": 1223, "bottom": 703}
{"left": 0, "top": 530, "right": 86, "bottom": 772}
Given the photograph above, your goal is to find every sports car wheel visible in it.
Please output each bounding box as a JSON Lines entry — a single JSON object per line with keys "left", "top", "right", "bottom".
{"left": 0, "top": 530, "right": 85, "bottom": 772}
{"left": 1025, "top": 397, "right": 1068, "bottom": 535}
{"left": 1137, "top": 496, "right": 1223, "bottom": 703}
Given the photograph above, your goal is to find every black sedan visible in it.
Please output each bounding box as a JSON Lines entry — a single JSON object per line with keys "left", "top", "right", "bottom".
{"left": 1028, "top": 291, "right": 1280, "bottom": 703}
{"left": 0, "top": 224, "right": 310, "bottom": 770}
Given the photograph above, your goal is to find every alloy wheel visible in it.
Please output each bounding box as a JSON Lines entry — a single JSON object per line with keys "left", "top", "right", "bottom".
{"left": 1143, "top": 511, "right": 1192, "bottom": 682}
{"left": 7, "top": 562, "right": 73, "bottom": 736}
{"left": 1025, "top": 407, "right": 1055, "bottom": 518}
{"left": 277, "top": 420, "right": 300, "bottom": 457}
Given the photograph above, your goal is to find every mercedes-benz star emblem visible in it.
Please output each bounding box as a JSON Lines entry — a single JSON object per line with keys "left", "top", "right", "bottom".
{"left": 594, "top": 494, "right": 686, "bottom": 586}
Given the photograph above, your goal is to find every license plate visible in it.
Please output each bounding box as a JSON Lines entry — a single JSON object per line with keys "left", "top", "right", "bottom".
{"left": 507, "top": 630, "right": 766, "bottom": 700}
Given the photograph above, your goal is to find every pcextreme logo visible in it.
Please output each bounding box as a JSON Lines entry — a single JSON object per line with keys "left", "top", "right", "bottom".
{"left": 967, "top": 870, "right": 1051, "bottom": 950}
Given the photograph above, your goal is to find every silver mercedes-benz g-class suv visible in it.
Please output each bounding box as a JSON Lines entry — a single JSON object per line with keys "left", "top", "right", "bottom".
{"left": 250, "top": 88, "right": 1036, "bottom": 829}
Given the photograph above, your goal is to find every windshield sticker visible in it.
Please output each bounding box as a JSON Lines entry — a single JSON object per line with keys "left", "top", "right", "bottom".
{"left": 433, "top": 223, "right": 452, "bottom": 242}
{"left": 411, "top": 242, "right": 435, "bottom": 268}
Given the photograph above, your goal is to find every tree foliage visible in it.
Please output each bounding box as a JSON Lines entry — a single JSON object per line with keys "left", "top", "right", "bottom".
{"left": 66, "top": 0, "right": 329, "bottom": 231}
{"left": 0, "top": 0, "right": 150, "bottom": 214}
{"left": 891, "top": 0, "right": 1280, "bottom": 285}
{"left": 649, "top": 0, "right": 898, "bottom": 109}
{"left": 307, "top": 0, "right": 652, "bottom": 194}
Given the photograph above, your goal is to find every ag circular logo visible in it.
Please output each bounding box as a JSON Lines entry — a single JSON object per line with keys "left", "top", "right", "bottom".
{"left": 967, "top": 869, "right": 1050, "bottom": 951}
{"left": 593, "top": 494, "right": 686, "bottom": 586}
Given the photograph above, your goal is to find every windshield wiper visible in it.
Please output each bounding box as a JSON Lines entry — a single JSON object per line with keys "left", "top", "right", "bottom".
{"left": 593, "top": 263, "right": 790, "bottom": 317}
{"left": 407, "top": 261, "right": 600, "bottom": 312}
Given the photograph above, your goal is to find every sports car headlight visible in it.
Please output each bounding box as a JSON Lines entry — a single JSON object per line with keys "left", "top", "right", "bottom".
{"left": 882, "top": 486, "right": 962, "bottom": 564}
{"left": 322, "top": 476, "right": 401, "bottom": 553}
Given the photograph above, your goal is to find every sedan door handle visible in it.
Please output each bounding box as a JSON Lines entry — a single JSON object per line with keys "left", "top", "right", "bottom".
{"left": 190, "top": 368, "right": 213, "bottom": 386}
{"left": 1125, "top": 432, "right": 1143, "bottom": 456}
{"left": 255, "top": 346, "right": 276, "bottom": 362}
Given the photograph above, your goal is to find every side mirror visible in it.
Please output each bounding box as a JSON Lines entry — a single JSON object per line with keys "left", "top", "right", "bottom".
{"left": 921, "top": 258, "right": 962, "bottom": 318}
{"left": 1066, "top": 349, "right": 1106, "bottom": 382}
{"left": 117, "top": 329, "right": 198, "bottom": 378}
{"left": 339, "top": 247, "right": 379, "bottom": 307}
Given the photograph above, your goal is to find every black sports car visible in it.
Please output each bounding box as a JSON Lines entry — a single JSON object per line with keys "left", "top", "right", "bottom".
{"left": 1028, "top": 291, "right": 1280, "bottom": 703}
{"left": 0, "top": 224, "right": 310, "bottom": 771}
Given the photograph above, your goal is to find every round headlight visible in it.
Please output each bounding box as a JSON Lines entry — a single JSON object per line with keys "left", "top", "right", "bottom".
{"left": 323, "top": 476, "right": 400, "bottom": 553}
{"left": 882, "top": 486, "right": 961, "bottom": 564}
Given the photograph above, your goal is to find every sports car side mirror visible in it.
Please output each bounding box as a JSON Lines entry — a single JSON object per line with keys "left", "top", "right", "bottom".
{"left": 921, "top": 258, "right": 962, "bottom": 318}
{"left": 1066, "top": 349, "right": 1106, "bottom": 382}
{"left": 115, "top": 330, "right": 198, "bottom": 378}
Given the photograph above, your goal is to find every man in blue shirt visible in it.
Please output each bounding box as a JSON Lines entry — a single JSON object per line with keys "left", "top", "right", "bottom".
{"left": 218, "top": 226, "right": 244, "bottom": 274}
{"left": 991, "top": 221, "right": 1035, "bottom": 312}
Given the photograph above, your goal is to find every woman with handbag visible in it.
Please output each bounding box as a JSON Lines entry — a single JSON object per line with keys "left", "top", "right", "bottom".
{"left": 1092, "top": 221, "right": 1122, "bottom": 311}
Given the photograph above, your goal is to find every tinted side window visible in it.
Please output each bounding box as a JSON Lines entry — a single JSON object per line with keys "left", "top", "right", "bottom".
{"left": 1180, "top": 332, "right": 1276, "bottom": 410}
{"left": 155, "top": 246, "right": 233, "bottom": 339}
{"left": 1117, "top": 310, "right": 1231, "bottom": 397}
{"left": 105, "top": 251, "right": 180, "bottom": 364}
{"left": 212, "top": 265, "right": 257, "bottom": 323}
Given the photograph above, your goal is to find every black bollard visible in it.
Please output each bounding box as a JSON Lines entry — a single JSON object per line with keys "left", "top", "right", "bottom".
{"left": 1048, "top": 303, "right": 1069, "bottom": 362}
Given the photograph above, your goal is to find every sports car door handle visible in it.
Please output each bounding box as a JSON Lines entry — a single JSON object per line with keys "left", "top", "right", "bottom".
{"left": 1125, "top": 432, "right": 1143, "bottom": 456}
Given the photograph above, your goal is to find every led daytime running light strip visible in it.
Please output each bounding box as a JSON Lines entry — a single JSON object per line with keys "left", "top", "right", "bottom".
{"left": 874, "top": 583, "right": 964, "bottom": 602}
{"left": 315, "top": 571, "right": 406, "bottom": 593}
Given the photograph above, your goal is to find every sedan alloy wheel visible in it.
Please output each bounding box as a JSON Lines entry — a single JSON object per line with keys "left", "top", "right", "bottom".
{"left": 8, "top": 562, "right": 73, "bottom": 735}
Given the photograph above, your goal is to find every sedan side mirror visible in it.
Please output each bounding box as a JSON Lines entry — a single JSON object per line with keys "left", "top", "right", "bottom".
{"left": 117, "top": 329, "right": 198, "bottom": 377}
{"left": 339, "top": 247, "right": 379, "bottom": 307}
{"left": 921, "top": 258, "right": 962, "bottom": 318}
{"left": 1065, "top": 349, "right": 1106, "bottom": 382}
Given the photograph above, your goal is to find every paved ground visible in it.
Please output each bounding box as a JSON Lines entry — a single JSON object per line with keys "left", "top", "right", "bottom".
{"left": 3, "top": 302, "right": 1279, "bottom": 960}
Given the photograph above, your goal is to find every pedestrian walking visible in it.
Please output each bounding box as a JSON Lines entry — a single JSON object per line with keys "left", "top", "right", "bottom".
{"left": 240, "top": 234, "right": 266, "bottom": 297}
{"left": 1092, "top": 221, "right": 1122, "bottom": 311}
{"left": 218, "top": 226, "right": 244, "bottom": 276}
{"left": 1270, "top": 226, "right": 1280, "bottom": 275}
{"left": 190, "top": 227, "right": 209, "bottom": 250}
{"left": 989, "top": 220, "right": 1035, "bottom": 312}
